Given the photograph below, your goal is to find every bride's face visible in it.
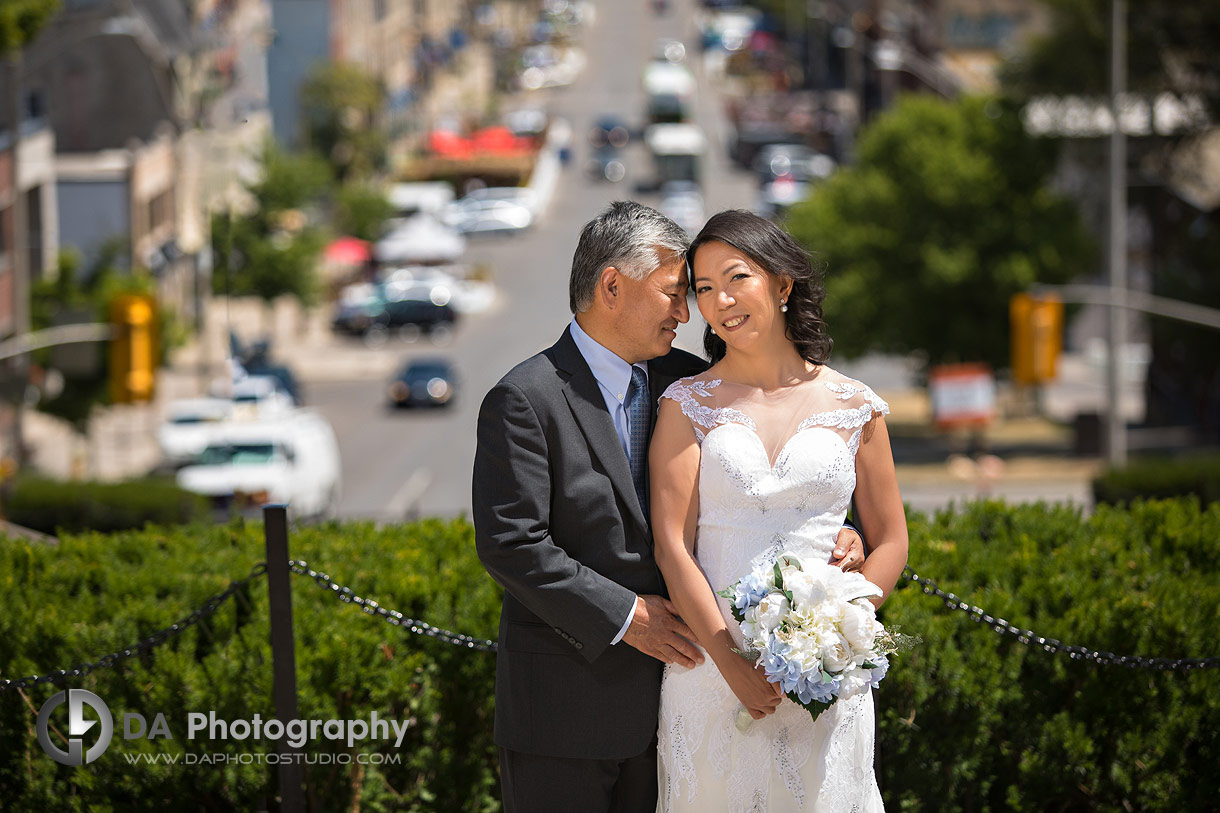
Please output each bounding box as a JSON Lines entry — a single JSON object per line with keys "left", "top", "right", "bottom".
{"left": 691, "top": 240, "right": 792, "bottom": 352}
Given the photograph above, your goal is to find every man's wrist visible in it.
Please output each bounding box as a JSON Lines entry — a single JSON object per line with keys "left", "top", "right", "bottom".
{"left": 610, "top": 594, "right": 639, "bottom": 645}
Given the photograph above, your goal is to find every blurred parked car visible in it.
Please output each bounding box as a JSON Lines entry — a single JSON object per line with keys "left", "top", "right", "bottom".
{"left": 386, "top": 358, "right": 458, "bottom": 409}
{"left": 659, "top": 181, "right": 706, "bottom": 235}
{"left": 443, "top": 198, "right": 533, "bottom": 235}
{"left": 156, "top": 397, "right": 234, "bottom": 467}
{"left": 588, "top": 115, "right": 631, "bottom": 148}
{"left": 752, "top": 144, "right": 836, "bottom": 184}
{"left": 331, "top": 284, "right": 458, "bottom": 344}
{"left": 177, "top": 410, "right": 340, "bottom": 520}
{"left": 587, "top": 145, "right": 626, "bottom": 182}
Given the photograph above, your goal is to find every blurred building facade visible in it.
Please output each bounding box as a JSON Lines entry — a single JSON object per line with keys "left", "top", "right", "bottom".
{"left": 266, "top": 0, "right": 499, "bottom": 169}
{"left": 0, "top": 0, "right": 272, "bottom": 330}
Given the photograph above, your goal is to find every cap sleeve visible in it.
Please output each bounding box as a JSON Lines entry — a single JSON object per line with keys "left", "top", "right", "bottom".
{"left": 660, "top": 377, "right": 725, "bottom": 444}
{"left": 806, "top": 378, "right": 891, "bottom": 455}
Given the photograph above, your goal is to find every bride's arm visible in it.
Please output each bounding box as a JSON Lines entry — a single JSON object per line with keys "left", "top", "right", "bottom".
{"left": 649, "top": 399, "right": 783, "bottom": 719}
{"left": 853, "top": 415, "right": 909, "bottom": 606}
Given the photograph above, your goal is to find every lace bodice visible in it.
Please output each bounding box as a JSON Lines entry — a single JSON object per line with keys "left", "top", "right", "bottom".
{"left": 659, "top": 370, "right": 889, "bottom": 604}
{"left": 656, "top": 368, "right": 888, "bottom": 812}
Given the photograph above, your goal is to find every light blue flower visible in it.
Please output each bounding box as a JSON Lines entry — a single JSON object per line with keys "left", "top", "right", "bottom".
{"left": 868, "top": 653, "right": 889, "bottom": 688}
{"left": 733, "top": 571, "right": 773, "bottom": 611}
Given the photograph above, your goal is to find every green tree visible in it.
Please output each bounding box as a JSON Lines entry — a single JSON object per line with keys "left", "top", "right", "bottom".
{"left": 335, "top": 182, "right": 392, "bottom": 242}
{"left": 0, "top": 0, "right": 59, "bottom": 52}
{"left": 30, "top": 247, "right": 179, "bottom": 430}
{"left": 785, "top": 94, "right": 1096, "bottom": 370}
{"left": 299, "top": 61, "right": 386, "bottom": 182}
{"left": 211, "top": 144, "right": 330, "bottom": 315}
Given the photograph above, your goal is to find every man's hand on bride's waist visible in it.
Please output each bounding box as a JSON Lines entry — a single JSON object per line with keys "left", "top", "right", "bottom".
{"left": 622, "top": 595, "right": 705, "bottom": 669}
{"left": 828, "top": 525, "right": 866, "bottom": 573}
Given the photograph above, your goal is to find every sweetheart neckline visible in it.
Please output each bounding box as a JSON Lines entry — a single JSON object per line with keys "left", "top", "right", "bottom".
{"left": 702, "top": 420, "right": 850, "bottom": 472}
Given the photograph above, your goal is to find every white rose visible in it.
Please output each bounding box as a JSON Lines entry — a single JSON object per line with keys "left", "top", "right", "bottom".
{"left": 754, "top": 592, "right": 791, "bottom": 634}
{"left": 785, "top": 570, "right": 828, "bottom": 609}
{"left": 838, "top": 668, "right": 871, "bottom": 698}
{"left": 842, "top": 602, "right": 879, "bottom": 652}
{"left": 740, "top": 619, "right": 759, "bottom": 643}
{"left": 820, "top": 632, "right": 853, "bottom": 673}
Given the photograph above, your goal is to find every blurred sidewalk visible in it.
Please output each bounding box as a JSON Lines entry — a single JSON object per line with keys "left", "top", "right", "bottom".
{"left": 883, "top": 388, "right": 1102, "bottom": 516}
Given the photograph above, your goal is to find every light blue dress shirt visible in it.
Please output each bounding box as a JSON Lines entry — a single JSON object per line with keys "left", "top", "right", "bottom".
{"left": 569, "top": 318, "right": 646, "bottom": 645}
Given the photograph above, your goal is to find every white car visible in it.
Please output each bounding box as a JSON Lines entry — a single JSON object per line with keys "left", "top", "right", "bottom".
{"left": 176, "top": 410, "right": 341, "bottom": 520}
{"left": 156, "top": 397, "right": 234, "bottom": 466}
{"left": 443, "top": 198, "right": 533, "bottom": 235}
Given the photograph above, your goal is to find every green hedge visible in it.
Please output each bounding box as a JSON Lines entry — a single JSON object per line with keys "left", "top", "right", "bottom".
{"left": 880, "top": 498, "right": 1220, "bottom": 811}
{"left": 0, "top": 517, "right": 500, "bottom": 812}
{"left": 2, "top": 475, "right": 210, "bottom": 535}
{"left": 1092, "top": 453, "right": 1220, "bottom": 506}
{"left": 2, "top": 502, "right": 1217, "bottom": 811}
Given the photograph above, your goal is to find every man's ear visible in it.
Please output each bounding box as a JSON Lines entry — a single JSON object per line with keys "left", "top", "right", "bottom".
{"left": 597, "top": 266, "right": 620, "bottom": 310}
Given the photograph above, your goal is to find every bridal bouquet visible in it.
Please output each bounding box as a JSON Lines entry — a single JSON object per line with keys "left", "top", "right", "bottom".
{"left": 717, "top": 552, "right": 913, "bottom": 729}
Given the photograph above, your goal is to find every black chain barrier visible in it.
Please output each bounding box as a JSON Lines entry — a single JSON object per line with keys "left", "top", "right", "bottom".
{"left": 901, "top": 567, "right": 1220, "bottom": 671}
{"left": 0, "top": 563, "right": 269, "bottom": 693}
{"left": 10, "top": 558, "right": 1215, "bottom": 690}
{"left": 288, "top": 560, "right": 498, "bottom": 653}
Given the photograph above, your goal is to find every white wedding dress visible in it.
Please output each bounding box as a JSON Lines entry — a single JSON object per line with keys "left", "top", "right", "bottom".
{"left": 656, "top": 368, "right": 888, "bottom": 813}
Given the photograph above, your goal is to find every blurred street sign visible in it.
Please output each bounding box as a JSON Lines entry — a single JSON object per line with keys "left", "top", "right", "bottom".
{"left": 929, "top": 363, "right": 996, "bottom": 429}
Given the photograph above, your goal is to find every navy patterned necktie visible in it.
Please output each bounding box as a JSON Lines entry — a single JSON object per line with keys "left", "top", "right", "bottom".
{"left": 626, "top": 366, "right": 650, "bottom": 518}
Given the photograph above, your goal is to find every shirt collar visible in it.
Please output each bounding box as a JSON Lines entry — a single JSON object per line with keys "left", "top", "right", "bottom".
{"left": 569, "top": 317, "right": 646, "bottom": 402}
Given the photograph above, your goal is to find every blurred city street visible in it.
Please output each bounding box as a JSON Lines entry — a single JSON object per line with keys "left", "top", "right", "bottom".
{"left": 17, "top": 0, "right": 1109, "bottom": 522}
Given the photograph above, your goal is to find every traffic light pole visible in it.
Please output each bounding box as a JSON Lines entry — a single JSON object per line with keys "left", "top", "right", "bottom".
{"left": 1107, "top": 0, "right": 1128, "bottom": 467}
{"left": 8, "top": 52, "right": 30, "bottom": 469}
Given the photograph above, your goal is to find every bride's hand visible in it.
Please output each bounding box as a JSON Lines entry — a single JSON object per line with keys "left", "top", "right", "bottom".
{"left": 722, "top": 656, "right": 784, "bottom": 719}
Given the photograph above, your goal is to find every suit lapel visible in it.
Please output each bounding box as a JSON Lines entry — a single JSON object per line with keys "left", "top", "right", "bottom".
{"left": 554, "top": 329, "right": 650, "bottom": 533}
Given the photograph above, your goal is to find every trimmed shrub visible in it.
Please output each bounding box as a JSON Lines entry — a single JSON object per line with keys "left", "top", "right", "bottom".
{"left": 879, "top": 498, "right": 1220, "bottom": 811}
{"left": 2, "top": 475, "right": 210, "bottom": 535}
{"left": 0, "top": 517, "right": 500, "bottom": 812}
{"left": 1092, "top": 453, "right": 1220, "bottom": 506}
{"left": 2, "top": 502, "right": 1217, "bottom": 811}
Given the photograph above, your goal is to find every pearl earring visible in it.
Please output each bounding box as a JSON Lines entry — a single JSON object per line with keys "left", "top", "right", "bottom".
{"left": 780, "top": 299, "right": 788, "bottom": 313}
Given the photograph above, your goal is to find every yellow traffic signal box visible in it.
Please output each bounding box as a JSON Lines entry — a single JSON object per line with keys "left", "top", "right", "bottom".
{"left": 109, "top": 293, "right": 158, "bottom": 403}
{"left": 1010, "top": 293, "right": 1064, "bottom": 385}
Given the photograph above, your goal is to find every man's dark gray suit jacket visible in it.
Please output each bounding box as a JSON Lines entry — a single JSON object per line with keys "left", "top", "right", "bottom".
{"left": 473, "top": 327, "right": 706, "bottom": 760}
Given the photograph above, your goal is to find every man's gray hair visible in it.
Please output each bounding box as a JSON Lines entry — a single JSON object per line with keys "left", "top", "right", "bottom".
{"left": 569, "top": 201, "right": 690, "bottom": 313}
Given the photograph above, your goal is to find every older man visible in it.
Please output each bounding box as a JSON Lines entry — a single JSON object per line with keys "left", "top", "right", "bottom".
{"left": 473, "top": 202, "right": 864, "bottom": 811}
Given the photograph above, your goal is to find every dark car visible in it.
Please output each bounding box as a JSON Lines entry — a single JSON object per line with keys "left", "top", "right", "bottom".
{"left": 588, "top": 115, "right": 631, "bottom": 149}
{"left": 586, "top": 144, "right": 626, "bottom": 182}
{"left": 387, "top": 358, "right": 458, "bottom": 408}
{"left": 333, "top": 287, "right": 457, "bottom": 345}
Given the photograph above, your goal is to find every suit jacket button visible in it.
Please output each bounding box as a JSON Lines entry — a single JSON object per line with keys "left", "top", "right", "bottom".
{"left": 575, "top": 642, "right": 583, "bottom": 650}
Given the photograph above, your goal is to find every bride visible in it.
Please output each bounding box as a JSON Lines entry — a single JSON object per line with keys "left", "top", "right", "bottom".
{"left": 650, "top": 210, "right": 909, "bottom": 811}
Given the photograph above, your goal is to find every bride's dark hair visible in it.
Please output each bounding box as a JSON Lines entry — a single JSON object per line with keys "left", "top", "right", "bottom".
{"left": 686, "top": 210, "right": 833, "bottom": 365}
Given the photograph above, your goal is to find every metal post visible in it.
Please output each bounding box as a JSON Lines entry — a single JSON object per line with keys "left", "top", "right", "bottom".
{"left": 1106, "top": 0, "right": 1128, "bottom": 466}
{"left": 263, "top": 504, "right": 304, "bottom": 812}
{"left": 9, "top": 52, "right": 30, "bottom": 468}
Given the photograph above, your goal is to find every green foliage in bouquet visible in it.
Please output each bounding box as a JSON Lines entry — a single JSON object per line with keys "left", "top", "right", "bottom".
{"left": 1092, "top": 453, "right": 1220, "bottom": 507}
{"left": 2, "top": 475, "right": 210, "bottom": 535}
{"left": 0, "top": 517, "right": 501, "bottom": 812}
{"left": 879, "top": 498, "right": 1220, "bottom": 812}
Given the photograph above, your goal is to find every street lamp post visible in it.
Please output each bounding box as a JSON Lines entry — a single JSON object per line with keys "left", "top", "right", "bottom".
{"left": 8, "top": 51, "right": 30, "bottom": 468}
{"left": 1106, "top": 0, "right": 1127, "bottom": 466}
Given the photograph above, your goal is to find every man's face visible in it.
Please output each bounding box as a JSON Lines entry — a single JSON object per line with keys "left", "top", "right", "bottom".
{"left": 614, "top": 253, "right": 690, "bottom": 364}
